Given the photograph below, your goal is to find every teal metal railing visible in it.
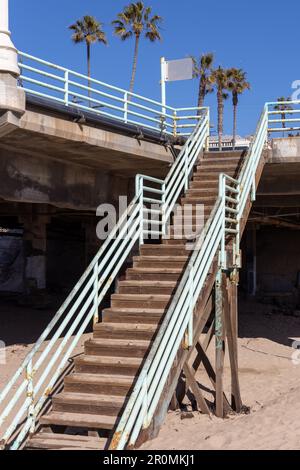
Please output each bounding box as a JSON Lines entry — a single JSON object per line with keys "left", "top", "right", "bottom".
{"left": 109, "top": 104, "right": 270, "bottom": 450}
{"left": 0, "top": 105, "right": 209, "bottom": 450}
{"left": 18, "top": 51, "right": 202, "bottom": 137}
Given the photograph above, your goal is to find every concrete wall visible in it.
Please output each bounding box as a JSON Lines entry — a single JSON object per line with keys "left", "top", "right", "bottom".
{"left": 0, "top": 147, "right": 132, "bottom": 211}
{"left": 269, "top": 136, "right": 300, "bottom": 163}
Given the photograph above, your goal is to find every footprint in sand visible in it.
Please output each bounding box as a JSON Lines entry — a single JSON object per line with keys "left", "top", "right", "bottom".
{"left": 206, "top": 435, "right": 227, "bottom": 449}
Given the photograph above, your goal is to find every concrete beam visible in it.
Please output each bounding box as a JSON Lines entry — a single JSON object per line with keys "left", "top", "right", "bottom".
{"left": 0, "top": 110, "right": 20, "bottom": 137}
{"left": 0, "top": 109, "right": 173, "bottom": 177}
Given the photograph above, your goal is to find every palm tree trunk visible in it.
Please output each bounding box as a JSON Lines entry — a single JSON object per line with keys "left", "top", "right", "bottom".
{"left": 217, "top": 89, "right": 223, "bottom": 151}
{"left": 87, "top": 43, "right": 91, "bottom": 105}
{"left": 233, "top": 103, "right": 237, "bottom": 150}
{"left": 197, "top": 80, "right": 205, "bottom": 116}
{"left": 282, "top": 112, "right": 286, "bottom": 137}
{"left": 129, "top": 34, "right": 140, "bottom": 100}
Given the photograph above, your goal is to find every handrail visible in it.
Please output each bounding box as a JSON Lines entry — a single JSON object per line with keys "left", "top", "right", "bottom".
{"left": 110, "top": 104, "right": 271, "bottom": 450}
{"left": 18, "top": 51, "right": 202, "bottom": 137}
{"left": 0, "top": 106, "right": 209, "bottom": 450}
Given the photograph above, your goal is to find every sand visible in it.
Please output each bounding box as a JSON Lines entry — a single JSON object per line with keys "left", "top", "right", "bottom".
{"left": 1, "top": 299, "right": 300, "bottom": 450}
{"left": 142, "top": 302, "right": 300, "bottom": 450}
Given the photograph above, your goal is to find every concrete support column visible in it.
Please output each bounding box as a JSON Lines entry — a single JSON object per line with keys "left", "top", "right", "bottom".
{"left": 20, "top": 207, "right": 49, "bottom": 292}
{"left": 0, "top": 0, "right": 25, "bottom": 116}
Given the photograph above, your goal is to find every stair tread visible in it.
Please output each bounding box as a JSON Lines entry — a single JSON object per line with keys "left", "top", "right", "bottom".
{"left": 141, "top": 245, "right": 188, "bottom": 250}
{"left": 65, "top": 373, "right": 135, "bottom": 385}
{"left": 40, "top": 412, "right": 116, "bottom": 430}
{"left": 128, "top": 267, "right": 182, "bottom": 273}
{"left": 133, "top": 255, "right": 188, "bottom": 261}
{"left": 104, "top": 307, "right": 165, "bottom": 314}
{"left": 87, "top": 338, "right": 150, "bottom": 347}
{"left": 94, "top": 322, "right": 158, "bottom": 332}
{"left": 112, "top": 294, "right": 171, "bottom": 300}
{"left": 119, "top": 280, "right": 177, "bottom": 287}
{"left": 53, "top": 392, "right": 126, "bottom": 405}
{"left": 75, "top": 354, "right": 143, "bottom": 366}
{"left": 27, "top": 433, "right": 106, "bottom": 450}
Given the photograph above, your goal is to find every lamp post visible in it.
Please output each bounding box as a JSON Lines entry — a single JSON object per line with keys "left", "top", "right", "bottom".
{"left": 0, "top": 0, "right": 19, "bottom": 75}
{"left": 0, "top": 0, "right": 25, "bottom": 117}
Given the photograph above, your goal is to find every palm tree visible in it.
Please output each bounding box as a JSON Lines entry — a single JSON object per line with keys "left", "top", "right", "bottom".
{"left": 69, "top": 16, "right": 107, "bottom": 99}
{"left": 227, "top": 68, "right": 250, "bottom": 149}
{"left": 210, "top": 67, "right": 231, "bottom": 150}
{"left": 112, "top": 2, "right": 162, "bottom": 96}
{"left": 274, "top": 97, "right": 293, "bottom": 136}
{"left": 192, "top": 53, "right": 214, "bottom": 113}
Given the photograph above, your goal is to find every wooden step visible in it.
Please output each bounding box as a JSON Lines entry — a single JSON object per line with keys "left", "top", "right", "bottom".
{"left": 27, "top": 433, "right": 106, "bottom": 450}
{"left": 74, "top": 355, "right": 142, "bottom": 375}
{"left": 102, "top": 307, "right": 164, "bottom": 324}
{"left": 133, "top": 255, "right": 188, "bottom": 269}
{"left": 189, "top": 181, "right": 219, "bottom": 190}
{"left": 85, "top": 338, "right": 151, "bottom": 358}
{"left": 202, "top": 156, "right": 242, "bottom": 164}
{"left": 197, "top": 162, "right": 239, "bottom": 171}
{"left": 53, "top": 392, "right": 126, "bottom": 416}
{"left": 93, "top": 322, "right": 158, "bottom": 340}
{"left": 186, "top": 188, "right": 217, "bottom": 196}
{"left": 186, "top": 189, "right": 217, "bottom": 197}
{"left": 111, "top": 293, "right": 171, "bottom": 309}
{"left": 117, "top": 280, "right": 178, "bottom": 295}
{"left": 64, "top": 373, "right": 134, "bottom": 396}
{"left": 140, "top": 245, "right": 188, "bottom": 256}
{"left": 204, "top": 151, "right": 244, "bottom": 159}
{"left": 162, "top": 238, "right": 188, "bottom": 246}
{"left": 40, "top": 411, "right": 116, "bottom": 431}
{"left": 181, "top": 196, "right": 217, "bottom": 205}
{"left": 74, "top": 354, "right": 143, "bottom": 376}
{"left": 193, "top": 169, "right": 238, "bottom": 178}
{"left": 127, "top": 267, "right": 182, "bottom": 281}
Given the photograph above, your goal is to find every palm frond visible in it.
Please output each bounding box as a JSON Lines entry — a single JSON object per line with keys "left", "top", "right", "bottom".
{"left": 69, "top": 15, "right": 108, "bottom": 46}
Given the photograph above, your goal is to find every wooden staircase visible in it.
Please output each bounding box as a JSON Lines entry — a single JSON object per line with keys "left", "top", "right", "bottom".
{"left": 26, "top": 151, "right": 245, "bottom": 451}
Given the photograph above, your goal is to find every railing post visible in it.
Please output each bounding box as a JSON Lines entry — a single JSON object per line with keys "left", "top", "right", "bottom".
{"left": 184, "top": 153, "right": 189, "bottom": 191}
{"left": 173, "top": 110, "right": 177, "bottom": 138}
{"left": 161, "top": 182, "right": 166, "bottom": 237}
{"left": 26, "top": 360, "right": 35, "bottom": 435}
{"left": 215, "top": 268, "right": 224, "bottom": 418}
{"left": 135, "top": 176, "right": 144, "bottom": 246}
{"left": 64, "top": 70, "right": 69, "bottom": 106}
{"left": 187, "top": 265, "right": 194, "bottom": 348}
{"left": 124, "top": 91, "right": 128, "bottom": 123}
{"left": 93, "top": 263, "right": 99, "bottom": 326}
{"left": 205, "top": 110, "right": 210, "bottom": 151}
{"left": 183, "top": 265, "right": 194, "bottom": 349}
{"left": 234, "top": 182, "right": 241, "bottom": 268}
{"left": 219, "top": 174, "right": 226, "bottom": 270}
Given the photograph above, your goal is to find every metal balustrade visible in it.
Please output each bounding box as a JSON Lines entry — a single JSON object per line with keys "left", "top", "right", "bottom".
{"left": 0, "top": 105, "right": 209, "bottom": 450}
{"left": 110, "top": 104, "right": 273, "bottom": 450}
{"left": 18, "top": 52, "right": 202, "bottom": 137}
{"left": 267, "top": 99, "right": 300, "bottom": 134}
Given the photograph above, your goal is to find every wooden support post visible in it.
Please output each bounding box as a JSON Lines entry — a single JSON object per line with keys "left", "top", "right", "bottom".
{"left": 224, "top": 270, "right": 243, "bottom": 412}
{"left": 183, "top": 364, "right": 211, "bottom": 416}
{"left": 215, "top": 269, "right": 225, "bottom": 418}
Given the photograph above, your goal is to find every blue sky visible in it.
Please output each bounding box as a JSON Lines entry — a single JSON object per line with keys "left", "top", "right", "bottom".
{"left": 10, "top": 0, "right": 300, "bottom": 136}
